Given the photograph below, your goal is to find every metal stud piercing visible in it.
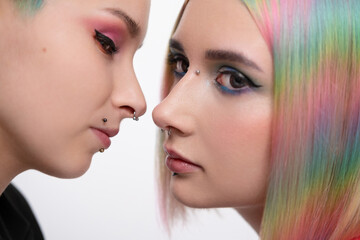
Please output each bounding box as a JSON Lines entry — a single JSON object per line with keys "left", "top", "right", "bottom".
{"left": 102, "top": 118, "right": 108, "bottom": 123}
{"left": 168, "top": 127, "right": 172, "bottom": 136}
{"left": 172, "top": 172, "right": 178, "bottom": 176}
{"left": 99, "top": 148, "right": 105, "bottom": 153}
{"left": 195, "top": 70, "right": 200, "bottom": 75}
{"left": 133, "top": 112, "right": 139, "bottom": 121}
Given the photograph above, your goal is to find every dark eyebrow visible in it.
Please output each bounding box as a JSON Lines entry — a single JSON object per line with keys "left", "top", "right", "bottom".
{"left": 205, "top": 50, "right": 263, "bottom": 72}
{"left": 104, "top": 8, "right": 140, "bottom": 38}
{"left": 169, "top": 39, "right": 185, "bottom": 52}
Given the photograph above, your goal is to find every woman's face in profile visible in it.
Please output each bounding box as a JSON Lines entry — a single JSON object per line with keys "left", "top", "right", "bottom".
{"left": 0, "top": 0, "right": 149, "bottom": 178}
{"left": 153, "top": 0, "right": 273, "bottom": 208}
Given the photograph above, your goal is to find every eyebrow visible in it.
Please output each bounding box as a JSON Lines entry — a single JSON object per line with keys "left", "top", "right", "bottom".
{"left": 169, "top": 39, "right": 185, "bottom": 52}
{"left": 205, "top": 50, "right": 263, "bottom": 72}
{"left": 104, "top": 8, "right": 140, "bottom": 38}
{"left": 169, "top": 39, "right": 263, "bottom": 72}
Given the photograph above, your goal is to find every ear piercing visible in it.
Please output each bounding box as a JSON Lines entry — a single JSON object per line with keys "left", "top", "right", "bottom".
{"left": 102, "top": 118, "right": 108, "bottom": 123}
{"left": 195, "top": 70, "right": 200, "bottom": 75}
{"left": 133, "top": 112, "right": 139, "bottom": 121}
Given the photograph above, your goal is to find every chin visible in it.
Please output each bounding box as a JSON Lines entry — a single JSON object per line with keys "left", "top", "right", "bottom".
{"left": 170, "top": 184, "right": 218, "bottom": 209}
{"left": 172, "top": 191, "right": 220, "bottom": 209}
{"left": 38, "top": 154, "right": 93, "bottom": 179}
{"left": 171, "top": 182, "right": 266, "bottom": 209}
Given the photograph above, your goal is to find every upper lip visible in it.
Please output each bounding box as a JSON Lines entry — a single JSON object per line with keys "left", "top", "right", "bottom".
{"left": 93, "top": 127, "right": 119, "bottom": 138}
{"left": 164, "top": 146, "right": 202, "bottom": 167}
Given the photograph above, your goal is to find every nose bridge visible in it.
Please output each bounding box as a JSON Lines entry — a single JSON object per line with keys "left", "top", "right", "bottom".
{"left": 111, "top": 60, "right": 147, "bottom": 117}
{"left": 152, "top": 72, "right": 198, "bottom": 132}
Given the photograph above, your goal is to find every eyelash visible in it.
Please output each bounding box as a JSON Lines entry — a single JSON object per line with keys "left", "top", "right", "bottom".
{"left": 167, "top": 52, "right": 261, "bottom": 95}
{"left": 167, "top": 52, "right": 189, "bottom": 79}
{"left": 94, "top": 29, "right": 118, "bottom": 56}
{"left": 214, "top": 66, "right": 261, "bottom": 95}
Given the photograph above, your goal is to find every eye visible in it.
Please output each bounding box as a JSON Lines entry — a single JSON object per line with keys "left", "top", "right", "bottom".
{"left": 215, "top": 66, "right": 261, "bottom": 94}
{"left": 167, "top": 52, "right": 189, "bottom": 78}
{"left": 94, "top": 30, "right": 118, "bottom": 56}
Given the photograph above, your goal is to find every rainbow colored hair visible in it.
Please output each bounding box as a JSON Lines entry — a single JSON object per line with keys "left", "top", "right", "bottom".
{"left": 13, "top": 0, "right": 43, "bottom": 14}
{"left": 242, "top": 0, "right": 360, "bottom": 239}
{"left": 157, "top": 0, "right": 360, "bottom": 239}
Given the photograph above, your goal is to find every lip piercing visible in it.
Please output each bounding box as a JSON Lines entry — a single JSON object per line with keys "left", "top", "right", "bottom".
{"left": 195, "top": 70, "right": 200, "bottom": 75}
{"left": 99, "top": 148, "right": 105, "bottom": 153}
{"left": 102, "top": 118, "right": 108, "bottom": 123}
{"left": 133, "top": 112, "right": 139, "bottom": 121}
{"left": 172, "top": 172, "right": 178, "bottom": 176}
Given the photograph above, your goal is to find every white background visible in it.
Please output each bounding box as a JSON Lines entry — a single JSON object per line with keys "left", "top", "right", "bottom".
{"left": 13, "top": 0, "right": 259, "bottom": 239}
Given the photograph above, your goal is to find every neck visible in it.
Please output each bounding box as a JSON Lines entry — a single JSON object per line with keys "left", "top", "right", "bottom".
{"left": 0, "top": 156, "right": 25, "bottom": 194}
{"left": 235, "top": 205, "right": 264, "bottom": 234}
{"left": 0, "top": 129, "right": 28, "bottom": 195}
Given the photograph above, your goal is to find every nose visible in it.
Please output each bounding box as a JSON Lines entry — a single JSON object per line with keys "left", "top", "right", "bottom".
{"left": 111, "top": 62, "right": 147, "bottom": 118}
{"left": 152, "top": 72, "right": 197, "bottom": 136}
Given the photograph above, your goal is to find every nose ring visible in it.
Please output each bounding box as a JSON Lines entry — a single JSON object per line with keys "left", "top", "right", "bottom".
{"left": 161, "top": 127, "right": 171, "bottom": 136}
{"left": 168, "top": 127, "right": 172, "bottom": 136}
{"left": 133, "top": 112, "right": 139, "bottom": 121}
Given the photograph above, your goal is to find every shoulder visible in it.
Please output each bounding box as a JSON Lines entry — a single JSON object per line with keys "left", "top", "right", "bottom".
{"left": 0, "top": 183, "right": 44, "bottom": 240}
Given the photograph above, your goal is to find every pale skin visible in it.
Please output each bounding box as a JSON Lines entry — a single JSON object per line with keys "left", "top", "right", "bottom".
{"left": 152, "top": 0, "right": 273, "bottom": 233}
{"left": 0, "top": 0, "right": 149, "bottom": 194}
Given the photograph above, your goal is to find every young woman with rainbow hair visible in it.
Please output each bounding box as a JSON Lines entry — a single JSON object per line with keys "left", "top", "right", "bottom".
{"left": 152, "top": 0, "right": 360, "bottom": 239}
{"left": 0, "top": 0, "right": 149, "bottom": 238}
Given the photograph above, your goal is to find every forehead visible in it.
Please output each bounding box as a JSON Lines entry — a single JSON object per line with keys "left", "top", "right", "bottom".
{"left": 60, "top": 0, "right": 150, "bottom": 37}
{"left": 172, "top": 0, "right": 261, "bottom": 52}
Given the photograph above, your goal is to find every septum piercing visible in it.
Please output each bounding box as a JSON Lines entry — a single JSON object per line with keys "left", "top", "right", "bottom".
{"left": 160, "top": 128, "right": 172, "bottom": 136}
{"left": 195, "top": 70, "right": 200, "bottom": 75}
{"left": 99, "top": 148, "right": 105, "bottom": 153}
{"left": 133, "top": 112, "right": 139, "bottom": 121}
{"left": 168, "top": 127, "right": 172, "bottom": 136}
{"left": 102, "top": 118, "right": 108, "bottom": 123}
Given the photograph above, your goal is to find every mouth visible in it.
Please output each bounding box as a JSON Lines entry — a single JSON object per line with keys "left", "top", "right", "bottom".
{"left": 91, "top": 127, "right": 119, "bottom": 149}
{"left": 164, "top": 147, "right": 202, "bottom": 174}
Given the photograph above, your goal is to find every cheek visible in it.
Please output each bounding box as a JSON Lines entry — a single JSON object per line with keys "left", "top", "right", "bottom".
{"left": 206, "top": 98, "right": 271, "bottom": 160}
{"left": 202, "top": 97, "right": 272, "bottom": 205}
{"left": 0, "top": 25, "right": 108, "bottom": 169}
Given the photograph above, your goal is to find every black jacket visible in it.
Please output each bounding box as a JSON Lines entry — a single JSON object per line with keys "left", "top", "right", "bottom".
{"left": 0, "top": 184, "right": 44, "bottom": 240}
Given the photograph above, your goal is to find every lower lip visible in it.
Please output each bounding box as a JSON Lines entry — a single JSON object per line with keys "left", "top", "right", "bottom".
{"left": 91, "top": 128, "right": 111, "bottom": 148}
{"left": 165, "top": 156, "right": 202, "bottom": 174}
